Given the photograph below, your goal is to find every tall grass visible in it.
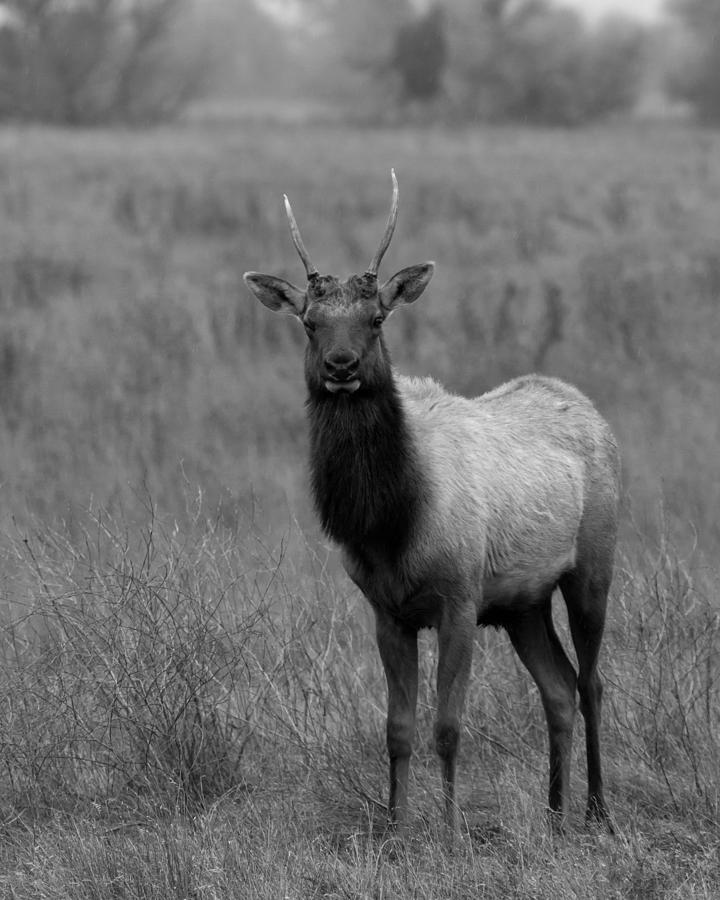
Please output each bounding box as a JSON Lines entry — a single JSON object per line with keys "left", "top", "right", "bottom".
{"left": 0, "top": 501, "right": 381, "bottom": 818}
{"left": 1, "top": 123, "right": 719, "bottom": 549}
{"left": 0, "top": 504, "right": 718, "bottom": 896}
{"left": 1, "top": 119, "right": 719, "bottom": 894}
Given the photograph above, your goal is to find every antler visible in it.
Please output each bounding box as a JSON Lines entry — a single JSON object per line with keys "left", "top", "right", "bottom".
{"left": 366, "top": 169, "right": 399, "bottom": 277}
{"left": 284, "top": 194, "right": 319, "bottom": 280}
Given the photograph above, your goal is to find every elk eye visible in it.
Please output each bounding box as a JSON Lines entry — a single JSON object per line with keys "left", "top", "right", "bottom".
{"left": 304, "top": 318, "right": 317, "bottom": 334}
{"left": 372, "top": 315, "right": 384, "bottom": 329}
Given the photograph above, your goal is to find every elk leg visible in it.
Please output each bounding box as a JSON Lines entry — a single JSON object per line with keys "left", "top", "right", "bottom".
{"left": 506, "top": 602, "right": 577, "bottom": 830}
{"left": 560, "top": 569, "right": 613, "bottom": 830}
{"left": 435, "top": 601, "right": 475, "bottom": 833}
{"left": 375, "top": 610, "right": 418, "bottom": 832}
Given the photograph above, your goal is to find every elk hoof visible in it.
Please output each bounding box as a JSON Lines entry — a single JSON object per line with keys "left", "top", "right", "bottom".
{"left": 585, "top": 796, "right": 616, "bottom": 835}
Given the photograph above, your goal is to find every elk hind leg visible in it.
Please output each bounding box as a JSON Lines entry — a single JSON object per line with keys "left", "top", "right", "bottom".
{"left": 506, "top": 600, "right": 578, "bottom": 830}
{"left": 560, "top": 568, "right": 613, "bottom": 831}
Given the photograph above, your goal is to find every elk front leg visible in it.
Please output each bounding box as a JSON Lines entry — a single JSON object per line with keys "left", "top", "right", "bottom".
{"left": 435, "top": 600, "right": 475, "bottom": 834}
{"left": 375, "top": 610, "right": 418, "bottom": 833}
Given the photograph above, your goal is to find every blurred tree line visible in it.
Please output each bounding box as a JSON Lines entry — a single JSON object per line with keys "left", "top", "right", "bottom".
{"left": 0, "top": 0, "right": 719, "bottom": 126}
{"left": 666, "top": 0, "right": 720, "bottom": 124}
{"left": 273, "top": 0, "right": 646, "bottom": 124}
{"left": 0, "top": 0, "right": 213, "bottom": 125}
{"left": 442, "top": 0, "right": 644, "bottom": 124}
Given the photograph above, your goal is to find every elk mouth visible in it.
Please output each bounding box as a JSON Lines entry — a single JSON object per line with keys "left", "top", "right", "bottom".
{"left": 325, "top": 379, "right": 361, "bottom": 395}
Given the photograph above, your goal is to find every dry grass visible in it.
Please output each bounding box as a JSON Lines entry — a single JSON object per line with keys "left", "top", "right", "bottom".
{"left": 0, "top": 507, "right": 718, "bottom": 897}
{"left": 1, "top": 121, "right": 720, "bottom": 547}
{"left": 0, "top": 117, "right": 719, "bottom": 895}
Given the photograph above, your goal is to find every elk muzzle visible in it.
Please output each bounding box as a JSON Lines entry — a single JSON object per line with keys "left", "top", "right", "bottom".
{"left": 324, "top": 350, "right": 361, "bottom": 394}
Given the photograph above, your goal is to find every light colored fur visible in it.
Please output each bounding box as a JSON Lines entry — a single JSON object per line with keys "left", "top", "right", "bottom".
{"left": 343, "top": 372, "right": 620, "bottom": 627}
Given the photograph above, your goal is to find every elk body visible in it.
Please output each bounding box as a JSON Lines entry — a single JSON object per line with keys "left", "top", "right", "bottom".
{"left": 244, "top": 172, "right": 620, "bottom": 835}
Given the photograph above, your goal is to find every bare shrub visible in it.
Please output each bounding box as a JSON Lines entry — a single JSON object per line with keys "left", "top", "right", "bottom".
{"left": 608, "top": 529, "right": 720, "bottom": 821}
{"left": 0, "top": 507, "right": 273, "bottom": 811}
{"left": 0, "top": 504, "right": 389, "bottom": 819}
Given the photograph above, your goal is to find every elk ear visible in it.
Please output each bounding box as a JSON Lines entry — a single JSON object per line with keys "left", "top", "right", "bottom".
{"left": 379, "top": 262, "right": 435, "bottom": 313}
{"left": 243, "top": 272, "right": 307, "bottom": 316}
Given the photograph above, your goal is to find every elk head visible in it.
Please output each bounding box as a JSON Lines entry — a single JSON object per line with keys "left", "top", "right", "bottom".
{"left": 244, "top": 171, "right": 434, "bottom": 397}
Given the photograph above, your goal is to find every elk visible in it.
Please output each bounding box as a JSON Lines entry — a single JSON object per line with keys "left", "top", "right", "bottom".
{"left": 244, "top": 171, "right": 620, "bottom": 836}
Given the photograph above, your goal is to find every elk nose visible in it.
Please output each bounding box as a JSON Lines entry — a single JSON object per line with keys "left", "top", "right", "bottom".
{"left": 324, "top": 350, "right": 360, "bottom": 381}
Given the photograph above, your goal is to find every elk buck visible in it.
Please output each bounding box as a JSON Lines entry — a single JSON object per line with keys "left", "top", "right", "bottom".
{"left": 244, "top": 171, "right": 620, "bottom": 835}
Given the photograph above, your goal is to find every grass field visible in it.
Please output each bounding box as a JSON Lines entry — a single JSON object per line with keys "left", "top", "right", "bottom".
{"left": 0, "top": 118, "right": 719, "bottom": 897}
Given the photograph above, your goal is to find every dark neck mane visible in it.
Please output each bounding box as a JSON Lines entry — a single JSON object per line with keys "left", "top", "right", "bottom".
{"left": 306, "top": 377, "right": 421, "bottom": 556}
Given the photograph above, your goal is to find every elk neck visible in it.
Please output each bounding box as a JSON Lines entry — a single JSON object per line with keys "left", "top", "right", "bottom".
{"left": 305, "top": 358, "right": 422, "bottom": 559}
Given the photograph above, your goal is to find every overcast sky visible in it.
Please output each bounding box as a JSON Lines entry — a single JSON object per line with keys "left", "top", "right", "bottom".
{"left": 564, "top": 0, "right": 665, "bottom": 21}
